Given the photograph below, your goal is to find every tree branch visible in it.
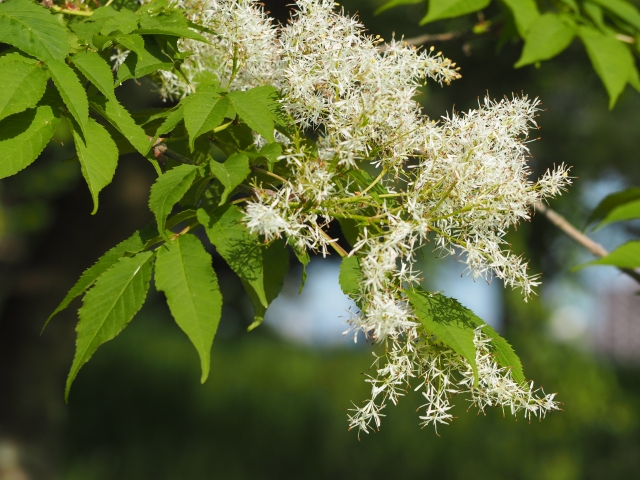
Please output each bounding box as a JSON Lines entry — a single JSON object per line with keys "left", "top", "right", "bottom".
{"left": 534, "top": 201, "right": 640, "bottom": 285}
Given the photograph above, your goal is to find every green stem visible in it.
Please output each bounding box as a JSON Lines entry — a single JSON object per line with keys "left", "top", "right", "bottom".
{"left": 51, "top": 5, "right": 93, "bottom": 16}
{"left": 358, "top": 168, "right": 386, "bottom": 196}
{"left": 251, "top": 166, "right": 289, "bottom": 184}
{"left": 319, "top": 229, "right": 348, "bottom": 258}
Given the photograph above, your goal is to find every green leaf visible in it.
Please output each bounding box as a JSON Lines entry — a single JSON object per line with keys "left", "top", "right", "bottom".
{"left": 578, "top": 26, "right": 634, "bottom": 109}
{"left": 375, "top": 0, "right": 423, "bottom": 15}
{"left": 155, "top": 104, "right": 184, "bottom": 138}
{"left": 291, "top": 242, "right": 310, "bottom": 293}
{"left": 72, "top": 50, "right": 116, "bottom": 100}
{"left": 584, "top": 2, "right": 606, "bottom": 30}
{"left": 0, "top": 56, "right": 48, "bottom": 122}
{"left": 0, "top": 106, "right": 60, "bottom": 179}
{"left": 209, "top": 152, "right": 250, "bottom": 205}
{"left": 228, "top": 89, "right": 275, "bottom": 142}
{"left": 137, "top": 9, "right": 208, "bottom": 41}
{"left": 149, "top": 164, "right": 199, "bottom": 237}
{"left": 420, "top": 0, "right": 491, "bottom": 24}
{"left": 116, "top": 36, "right": 173, "bottom": 84}
{"left": 155, "top": 234, "right": 223, "bottom": 383}
{"left": 197, "top": 206, "right": 260, "bottom": 306}
{"left": 0, "top": 0, "right": 69, "bottom": 61}
{"left": 199, "top": 206, "right": 289, "bottom": 328}
{"left": 45, "top": 231, "right": 147, "bottom": 328}
{"left": 258, "top": 142, "right": 282, "bottom": 171}
{"left": 47, "top": 59, "right": 90, "bottom": 138}
{"left": 407, "top": 290, "right": 525, "bottom": 384}
{"left": 501, "top": 0, "right": 540, "bottom": 36}
{"left": 100, "top": 8, "right": 139, "bottom": 35}
{"left": 246, "top": 239, "right": 289, "bottom": 330}
{"left": 590, "top": 0, "right": 640, "bottom": 31}
{"left": 585, "top": 188, "right": 640, "bottom": 230}
{"left": 90, "top": 96, "right": 152, "bottom": 155}
{"left": 407, "top": 289, "right": 479, "bottom": 383}
{"left": 71, "top": 118, "right": 119, "bottom": 214}
{"left": 577, "top": 241, "right": 640, "bottom": 269}
{"left": 479, "top": 323, "right": 525, "bottom": 384}
{"left": 515, "top": 14, "right": 575, "bottom": 68}
{"left": 184, "top": 95, "right": 229, "bottom": 151}
{"left": 66, "top": 251, "right": 154, "bottom": 400}
{"left": 558, "top": 0, "right": 579, "bottom": 12}
{"left": 339, "top": 255, "right": 363, "bottom": 297}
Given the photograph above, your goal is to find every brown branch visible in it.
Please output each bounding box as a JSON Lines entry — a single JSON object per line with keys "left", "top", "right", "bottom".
{"left": 377, "top": 31, "right": 464, "bottom": 52}
{"left": 534, "top": 201, "right": 640, "bottom": 285}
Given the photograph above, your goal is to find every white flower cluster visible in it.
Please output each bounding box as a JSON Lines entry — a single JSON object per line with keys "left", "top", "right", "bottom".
{"left": 168, "top": 0, "right": 568, "bottom": 432}
{"left": 349, "top": 327, "right": 559, "bottom": 435}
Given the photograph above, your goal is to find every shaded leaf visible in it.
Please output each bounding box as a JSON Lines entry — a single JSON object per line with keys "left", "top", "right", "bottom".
{"left": 0, "top": 0, "right": 69, "bottom": 61}
{"left": 155, "top": 234, "right": 223, "bottom": 383}
{"left": 47, "top": 59, "right": 90, "bottom": 138}
{"left": 228, "top": 89, "right": 275, "bottom": 142}
{"left": 155, "top": 104, "right": 184, "bottom": 138}
{"left": 515, "top": 14, "right": 575, "bottom": 68}
{"left": 198, "top": 205, "right": 269, "bottom": 308}
{"left": 209, "top": 152, "right": 250, "bottom": 205}
{"left": 66, "top": 251, "right": 154, "bottom": 400}
{"left": 71, "top": 118, "right": 119, "bottom": 214}
{"left": 258, "top": 142, "right": 282, "bottom": 171}
{"left": 45, "top": 231, "right": 147, "bottom": 328}
{"left": 407, "top": 290, "right": 525, "bottom": 384}
{"left": 578, "top": 26, "right": 634, "bottom": 109}
{"left": 100, "top": 8, "right": 139, "bottom": 35}
{"left": 375, "top": 0, "right": 423, "bottom": 15}
{"left": 149, "top": 164, "right": 199, "bottom": 237}
{"left": 0, "top": 56, "right": 48, "bottom": 121}
{"left": 420, "top": 0, "right": 491, "bottom": 24}
{"left": 116, "top": 36, "right": 173, "bottom": 84}
{"left": 184, "top": 95, "right": 229, "bottom": 151}
{"left": 0, "top": 106, "right": 60, "bottom": 179}
{"left": 577, "top": 241, "right": 640, "bottom": 269}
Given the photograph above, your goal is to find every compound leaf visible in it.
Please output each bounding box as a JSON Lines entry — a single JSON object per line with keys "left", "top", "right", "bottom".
{"left": 0, "top": 56, "right": 48, "bottom": 122}
{"left": 155, "top": 234, "right": 222, "bottom": 383}
{"left": 420, "top": 0, "right": 491, "bottom": 24}
{"left": 71, "top": 118, "right": 119, "bottom": 214}
{"left": 0, "top": 0, "right": 69, "bottom": 61}
{"left": 149, "top": 164, "right": 199, "bottom": 237}
{"left": 209, "top": 152, "right": 250, "bottom": 205}
{"left": 0, "top": 105, "right": 59, "bottom": 179}
{"left": 65, "top": 251, "right": 154, "bottom": 400}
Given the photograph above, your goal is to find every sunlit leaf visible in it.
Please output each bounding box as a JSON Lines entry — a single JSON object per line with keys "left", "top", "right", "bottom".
{"left": 155, "top": 234, "right": 223, "bottom": 383}
{"left": 66, "top": 251, "right": 155, "bottom": 400}
{"left": 420, "top": 0, "right": 491, "bottom": 25}
{"left": 0, "top": 55, "right": 48, "bottom": 122}
{"left": 577, "top": 241, "right": 640, "bottom": 269}
{"left": 149, "top": 164, "right": 199, "bottom": 238}
{"left": 515, "top": 14, "right": 575, "bottom": 68}
{"left": 209, "top": 153, "right": 250, "bottom": 205}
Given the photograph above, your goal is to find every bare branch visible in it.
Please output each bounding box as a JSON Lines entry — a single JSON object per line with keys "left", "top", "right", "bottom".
{"left": 534, "top": 201, "right": 640, "bottom": 285}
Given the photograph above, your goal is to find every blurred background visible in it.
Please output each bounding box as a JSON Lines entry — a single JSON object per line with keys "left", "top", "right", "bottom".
{"left": 1, "top": 0, "right": 640, "bottom": 478}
